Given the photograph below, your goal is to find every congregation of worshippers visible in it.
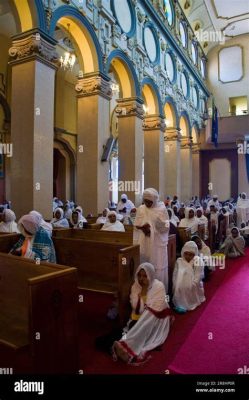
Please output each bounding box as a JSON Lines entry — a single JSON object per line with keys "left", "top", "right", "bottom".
{"left": 1, "top": 189, "right": 248, "bottom": 365}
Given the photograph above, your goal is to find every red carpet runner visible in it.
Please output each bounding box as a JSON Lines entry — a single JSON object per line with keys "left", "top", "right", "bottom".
{"left": 79, "top": 249, "right": 249, "bottom": 374}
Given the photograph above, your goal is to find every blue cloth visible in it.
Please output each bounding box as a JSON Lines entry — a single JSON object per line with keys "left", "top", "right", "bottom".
{"left": 11, "top": 227, "right": 56, "bottom": 263}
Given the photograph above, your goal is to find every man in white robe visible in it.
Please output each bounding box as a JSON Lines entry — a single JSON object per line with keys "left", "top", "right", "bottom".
{"left": 134, "top": 188, "right": 170, "bottom": 291}
{"left": 236, "top": 192, "right": 249, "bottom": 228}
{"left": 117, "top": 194, "right": 135, "bottom": 217}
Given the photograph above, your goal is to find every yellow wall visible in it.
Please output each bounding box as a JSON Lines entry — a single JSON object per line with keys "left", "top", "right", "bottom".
{"left": 55, "top": 69, "right": 77, "bottom": 149}
{"left": 207, "top": 34, "right": 249, "bottom": 116}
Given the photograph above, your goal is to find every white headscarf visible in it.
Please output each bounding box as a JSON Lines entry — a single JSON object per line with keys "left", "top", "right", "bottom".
{"left": 54, "top": 207, "right": 64, "bottom": 220}
{"left": 18, "top": 214, "right": 40, "bottom": 237}
{"left": 143, "top": 188, "right": 159, "bottom": 207}
{"left": 181, "top": 240, "right": 199, "bottom": 258}
{"left": 29, "top": 210, "right": 53, "bottom": 235}
{"left": 101, "top": 211, "right": 125, "bottom": 232}
{"left": 3, "top": 209, "right": 16, "bottom": 223}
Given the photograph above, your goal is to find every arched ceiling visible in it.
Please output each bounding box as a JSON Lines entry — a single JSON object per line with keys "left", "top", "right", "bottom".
{"left": 179, "top": 0, "right": 249, "bottom": 54}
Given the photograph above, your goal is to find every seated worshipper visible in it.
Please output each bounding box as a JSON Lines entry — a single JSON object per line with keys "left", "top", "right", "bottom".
{"left": 74, "top": 206, "right": 87, "bottom": 223}
{"left": 96, "top": 208, "right": 110, "bottom": 225}
{"left": 178, "top": 204, "right": 186, "bottom": 220}
{"left": 179, "top": 207, "right": 199, "bottom": 235}
{"left": 134, "top": 188, "right": 170, "bottom": 290}
{"left": 70, "top": 210, "right": 85, "bottom": 229}
{"left": 0, "top": 209, "right": 19, "bottom": 233}
{"left": 240, "top": 223, "right": 249, "bottom": 246}
{"left": 10, "top": 214, "right": 56, "bottom": 263}
{"left": 29, "top": 210, "right": 52, "bottom": 237}
{"left": 172, "top": 195, "right": 180, "bottom": 209}
{"left": 50, "top": 208, "right": 69, "bottom": 228}
{"left": 167, "top": 208, "right": 179, "bottom": 227}
{"left": 236, "top": 192, "right": 249, "bottom": 228}
{"left": 101, "top": 211, "right": 125, "bottom": 232}
{"left": 123, "top": 208, "right": 137, "bottom": 225}
{"left": 172, "top": 204, "right": 179, "bottom": 219}
{"left": 192, "top": 235, "right": 213, "bottom": 281}
{"left": 196, "top": 208, "right": 208, "bottom": 240}
{"left": 112, "top": 262, "right": 173, "bottom": 365}
{"left": 172, "top": 241, "right": 205, "bottom": 312}
{"left": 64, "top": 201, "right": 72, "bottom": 221}
{"left": 219, "top": 227, "right": 245, "bottom": 258}
{"left": 117, "top": 194, "right": 135, "bottom": 216}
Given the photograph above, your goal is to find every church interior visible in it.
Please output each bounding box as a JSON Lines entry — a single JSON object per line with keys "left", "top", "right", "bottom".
{"left": 0, "top": 0, "right": 249, "bottom": 381}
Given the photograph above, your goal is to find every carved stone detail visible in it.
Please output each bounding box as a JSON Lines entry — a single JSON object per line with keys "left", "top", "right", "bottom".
{"left": 9, "top": 31, "right": 58, "bottom": 66}
{"left": 116, "top": 98, "right": 144, "bottom": 119}
{"left": 143, "top": 116, "right": 166, "bottom": 131}
{"left": 165, "top": 128, "right": 181, "bottom": 141}
{"left": 75, "top": 74, "right": 112, "bottom": 100}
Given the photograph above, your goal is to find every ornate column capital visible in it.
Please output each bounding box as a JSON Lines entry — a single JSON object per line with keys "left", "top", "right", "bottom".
{"left": 9, "top": 29, "right": 58, "bottom": 69}
{"left": 165, "top": 127, "right": 181, "bottom": 141}
{"left": 75, "top": 72, "right": 112, "bottom": 100}
{"left": 181, "top": 137, "right": 193, "bottom": 149}
{"left": 143, "top": 115, "right": 166, "bottom": 132}
{"left": 192, "top": 143, "right": 200, "bottom": 154}
{"left": 116, "top": 97, "right": 144, "bottom": 119}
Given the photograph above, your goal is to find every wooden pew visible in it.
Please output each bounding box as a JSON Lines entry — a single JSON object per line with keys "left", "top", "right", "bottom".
{"left": 0, "top": 233, "right": 21, "bottom": 253}
{"left": 0, "top": 253, "right": 78, "bottom": 373}
{"left": 53, "top": 237, "right": 140, "bottom": 325}
{"left": 177, "top": 227, "right": 192, "bottom": 247}
{"left": 208, "top": 220, "right": 217, "bottom": 253}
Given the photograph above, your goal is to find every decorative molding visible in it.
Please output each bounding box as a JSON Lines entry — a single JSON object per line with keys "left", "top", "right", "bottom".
{"left": 116, "top": 97, "right": 144, "bottom": 119}
{"left": 9, "top": 30, "right": 58, "bottom": 68}
{"left": 75, "top": 73, "right": 112, "bottom": 100}
{"left": 143, "top": 115, "right": 166, "bottom": 131}
{"left": 165, "top": 128, "right": 181, "bottom": 141}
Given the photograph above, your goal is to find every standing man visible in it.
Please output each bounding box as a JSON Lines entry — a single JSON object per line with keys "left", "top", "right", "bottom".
{"left": 134, "top": 188, "right": 170, "bottom": 291}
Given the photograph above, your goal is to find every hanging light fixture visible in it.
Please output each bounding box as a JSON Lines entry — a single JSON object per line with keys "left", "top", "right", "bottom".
{"left": 60, "top": 24, "right": 76, "bottom": 71}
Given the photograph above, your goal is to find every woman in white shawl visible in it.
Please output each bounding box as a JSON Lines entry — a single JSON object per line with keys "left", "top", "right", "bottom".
{"left": 167, "top": 207, "right": 179, "bottom": 227}
{"left": 236, "top": 192, "right": 249, "bottom": 228}
{"left": 219, "top": 227, "right": 245, "bottom": 258}
{"left": 101, "top": 211, "right": 125, "bottom": 232}
{"left": 173, "top": 241, "right": 205, "bottom": 312}
{"left": 50, "top": 208, "right": 69, "bottom": 228}
{"left": 29, "top": 210, "right": 53, "bottom": 236}
{"left": 0, "top": 209, "right": 19, "bottom": 233}
{"left": 96, "top": 208, "right": 110, "bottom": 225}
{"left": 74, "top": 206, "right": 87, "bottom": 223}
{"left": 196, "top": 207, "right": 208, "bottom": 240}
{"left": 70, "top": 210, "right": 85, "bottom": 229}
{"left": 134, "top": 188, "right": 170, "bottom": 290}
{"left": 112, "top": 262, "right": 172, "bottom": 365}
{"left": 179, "top": 207, "right": 199, "bottom": 235}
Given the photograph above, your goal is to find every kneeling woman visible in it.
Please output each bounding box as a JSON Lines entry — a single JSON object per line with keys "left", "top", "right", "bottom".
{"left": 10, "top": 214, "right": 56, "bottom": 263}
{"left": 112, "top": 262, "right": 172, "bottom": 365}
{"left": 172, "top": 241, "right": 205, "bottom": 312}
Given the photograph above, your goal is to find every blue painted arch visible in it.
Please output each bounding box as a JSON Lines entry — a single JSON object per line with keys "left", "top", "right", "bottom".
{"left": 141, "top": 77, "right": 163, "bottom": 116}
{"left": 34, "top": 0, "right": 47, "bottom": 31}
{"left": 49, "top": 6, "right": 104, "bottom": 73}
{"left": 164, "top": 96, "right": 179, "bottom": 127}
{"left": 106, "top": 49, "right": 141, "bottom": 98}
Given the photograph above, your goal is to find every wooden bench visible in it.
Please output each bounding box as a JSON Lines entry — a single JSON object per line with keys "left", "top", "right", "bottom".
{"left": 0, "top": 233, "right": 21, "bottom": 253}
{"left": 53, "top": 237, "right": 140, "bottom": 325}
{"left": 0, "top": 253, "right": 78, "bottom": 373}
{"left": 208, "top": 220, "right": 217, "bottom": 253}
{"left": 177, "top": 227, "right": 192, "bottom": 248}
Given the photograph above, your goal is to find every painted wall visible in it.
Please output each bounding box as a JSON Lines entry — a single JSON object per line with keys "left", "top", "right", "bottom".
{"left": 207, "top": 34, "right": 249, "bottom": 116}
